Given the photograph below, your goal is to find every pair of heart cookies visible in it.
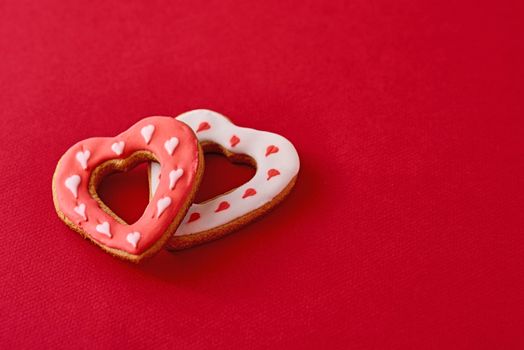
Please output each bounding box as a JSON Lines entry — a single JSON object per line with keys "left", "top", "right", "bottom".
{"left": 52, "top": 109, "right": 300, "bottom": 263}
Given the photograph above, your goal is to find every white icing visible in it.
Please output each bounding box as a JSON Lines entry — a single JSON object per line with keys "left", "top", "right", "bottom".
{"left": 150, "top": 162, "right": 161, "bottom": 196}
{"left": 141, "top": 124, "right": 155, "bottom": 144}
{"left": 95, "top": 221, "right": 112, "bottom": 237}
{"left": 150, "top": 109, "right": 300, "bottom": 236}
{"left": 169, "top": 168, "right": 184, "bottom": 190}
{"left": 111, "top": 141, "right": 125, "bottom": 156}
{"left": 74, "top": 203, "right": 87, "bottom": 221}
{"left": 65, "top": 175, "right": 81, "bottom": 198}
{"left": 164, "top": 137, "right": 179, "bottom": 155}
{"left": 126, "top": 231, "right": 140, "bottom": 248}
{"left": 156, "top": 196, "right": 172, "bottom": 218}
{"left": 75, "top": 150, "right": 90, "bottom": 170}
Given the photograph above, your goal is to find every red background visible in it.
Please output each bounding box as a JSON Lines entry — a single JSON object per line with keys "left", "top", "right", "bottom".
{"left": 1, "top": 0, "right": 523, "bottom": 348}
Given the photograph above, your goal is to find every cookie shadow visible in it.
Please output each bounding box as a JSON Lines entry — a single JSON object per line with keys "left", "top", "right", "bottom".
{"left": 132, "top": 154, "right": 326, "bottom": 283}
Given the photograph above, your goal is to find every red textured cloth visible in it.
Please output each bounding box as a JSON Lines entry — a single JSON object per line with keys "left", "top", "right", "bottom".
{"left": 1, "top": 0, "right": 523, "bottom": 348}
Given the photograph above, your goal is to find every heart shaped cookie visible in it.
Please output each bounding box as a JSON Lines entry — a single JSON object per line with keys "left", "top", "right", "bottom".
{"left": 52, "top": 117, "right": 203, "bottom": 262}
{"left": 150, "top": 109, "right": 300, "bottom": 250}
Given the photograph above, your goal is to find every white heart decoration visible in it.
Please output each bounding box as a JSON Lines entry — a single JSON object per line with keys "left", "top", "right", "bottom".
{"left": 156, "top": 196, "right": 172, "bottom": 218}
{"left": 74, "top": 203, "right": 87, "bottom": 221}
{"left": 126, "top": 231, "right": 141, "bottom": 248}
{"left": 75, "top": 150, "right": 91, "bottom": 170}
{"left": 111, "top": 141, "right": 125, "bottom": 156}
{"left": 169, "top": 168, "right": 184, "bottom": 190}
{"left": 95, "top": 221, "right": 111, "bottom": 237}
{"left": 65, "top": 175, "right": 81, "bottom": 198}
{"left": 164, "top": 137, "right": 179, "bottom": 155}
{"left": 141, "top": 125, "right": 155, "bottom": 144}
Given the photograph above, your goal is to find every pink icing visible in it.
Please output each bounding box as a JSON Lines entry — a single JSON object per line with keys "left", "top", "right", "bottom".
{"left": 53, "top": 117, "right": 199, "bottom": 255}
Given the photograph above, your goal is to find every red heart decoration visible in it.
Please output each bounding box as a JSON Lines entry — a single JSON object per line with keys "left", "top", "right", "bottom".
{"left": 52, "top": 117, "right": 202, "bottom": 262}
{"left": 265, "top": 145, "right": 279, "bottom": 157}
{"left": 230, "top": 135, "right": 240, "bottom": 147}
{"left": 196, "top": 122, "right": 211, "bottom": 133}
{"left": 187, "top": 212, "right": 201, "bottom": 223}
{"left": 267, "top": 168, "right": 281, "bottom": 180}
{"left": 242, "top": 188, "right": 257, "bottom": 198}
{"left": 215, "top": 201, "right": 231, "bottom": 212}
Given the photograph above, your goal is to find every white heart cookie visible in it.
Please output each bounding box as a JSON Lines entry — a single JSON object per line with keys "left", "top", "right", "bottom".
{"left": 150, "top": 109, "right": 300, "bottom": 250}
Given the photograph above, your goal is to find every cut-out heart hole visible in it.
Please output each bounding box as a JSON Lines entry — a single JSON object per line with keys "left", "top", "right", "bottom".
{"left": 194, "top": 153, "right": 256, "bottom": 204}
{"left": 97, "top": 162, "right": 150, "bottom": 224}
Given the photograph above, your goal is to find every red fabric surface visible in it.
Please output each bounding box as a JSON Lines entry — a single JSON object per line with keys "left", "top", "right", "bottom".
{"left": 1, "top": 0, "right": 523, "bottom": 348}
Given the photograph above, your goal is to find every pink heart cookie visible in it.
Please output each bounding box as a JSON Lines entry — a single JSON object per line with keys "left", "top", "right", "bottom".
{"left": 150, "top": 109, "right": 300, "bottom": 250}
{"left": 52, "top": 117, "right": 203, "bottom": 262}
